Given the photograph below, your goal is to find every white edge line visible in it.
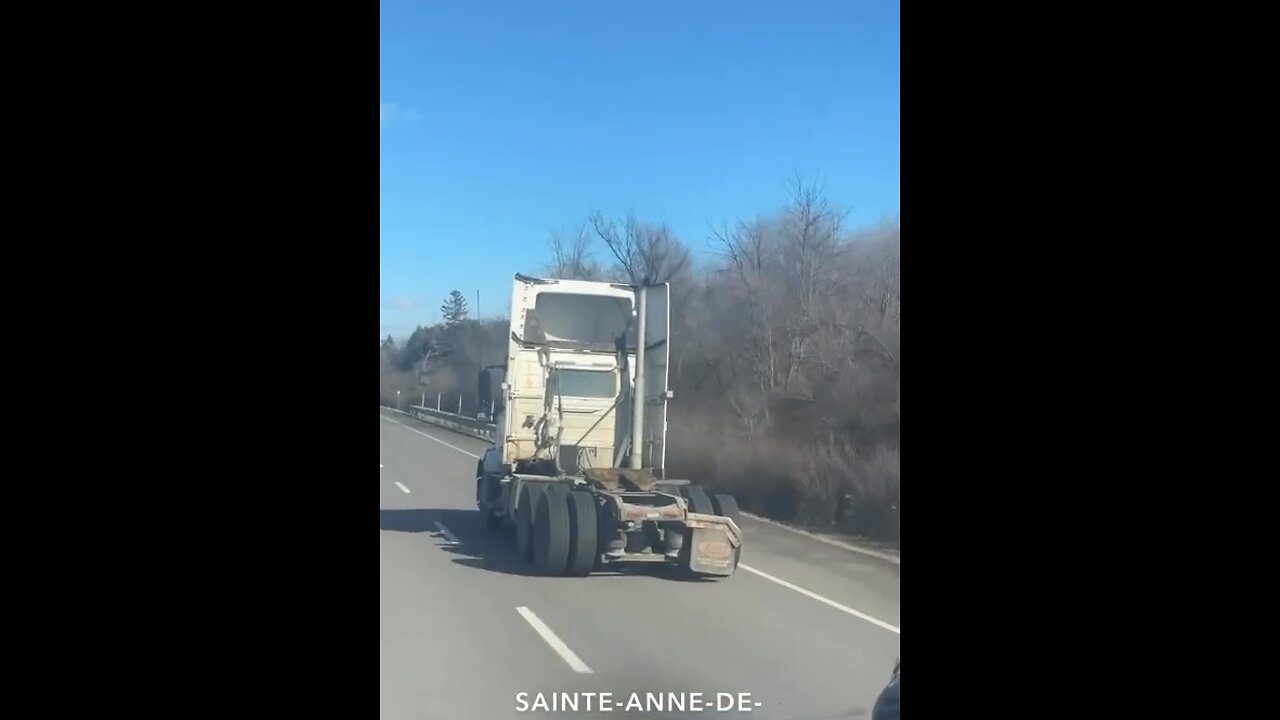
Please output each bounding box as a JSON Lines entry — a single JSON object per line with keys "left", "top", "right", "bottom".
{"left": 433, "top": 521, "right": 461, "bottom": 545}
{"left": 740, "top": 512, "right": 901, "bottom": 565}
{"left": 515, "top": 607, "right": 593, "bottom": 674}
{"left": 394, "top": 481, "right": 411, "bottom": 494}
{"left": 380, "top": 415, "right": 481, "bottom": 459}
{"left": 740, "top": 563, "right": 900, "bottom": 635}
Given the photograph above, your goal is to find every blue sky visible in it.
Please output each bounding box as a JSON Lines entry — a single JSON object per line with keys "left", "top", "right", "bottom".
{"left": 380, "top": 0, "right": 900, "bottom": 339}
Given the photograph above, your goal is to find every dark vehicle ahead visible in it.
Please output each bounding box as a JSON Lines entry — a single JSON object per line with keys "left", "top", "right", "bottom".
{"left": 871, "top": 659, "right": 899, "bottom": 720}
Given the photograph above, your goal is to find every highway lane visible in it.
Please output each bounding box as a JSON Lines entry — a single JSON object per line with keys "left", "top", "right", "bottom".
{"left": 380, "top": 410, "right": 901, "bottom": 720}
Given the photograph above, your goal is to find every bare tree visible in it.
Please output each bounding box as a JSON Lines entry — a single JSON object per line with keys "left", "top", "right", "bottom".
{"left": 774, "top": 176, "right": 848, "bottom": 394}
{"left": 494, "top": 178, "right": 903, "bottom": 541}
{"left": 590, "top": 211, "right": 692, "bottom": 284}
{"left": 546, "top": 222, "right": 603, "bottom": 280}
{"left": 712, "top": 217, "right": 781, "bottom": 402}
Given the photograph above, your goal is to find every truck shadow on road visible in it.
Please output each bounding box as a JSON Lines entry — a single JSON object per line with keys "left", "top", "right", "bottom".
{"left": 380, "top": 507, "right": 538, "bottom": 576}
{"left": 379, "top": 507, "right": 706, "bottom": 580}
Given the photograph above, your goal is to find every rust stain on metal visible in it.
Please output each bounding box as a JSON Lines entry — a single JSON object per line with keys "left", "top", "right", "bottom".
{"left": 682, "top": 517, "right": 742, "bottom": 550}
{"left": 583, "top": 467, "right": 658, "bottom": 492}
{"left": 697, "top": 540, "right": 733, "bottom": 559}
{"left": 622, "top": 503, "right": 681, "bottom": 521}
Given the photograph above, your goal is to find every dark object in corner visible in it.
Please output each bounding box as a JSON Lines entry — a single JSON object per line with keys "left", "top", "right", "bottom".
{"left": 871, "top": 658, "right": 899, "bottom": 720}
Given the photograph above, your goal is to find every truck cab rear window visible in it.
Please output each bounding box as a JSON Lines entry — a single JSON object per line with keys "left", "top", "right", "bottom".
{"left": 549, "top": 368, "right": 616, "bottom": 399}
{"left": 527, "top": 293, "right": 631, "bottom": 347}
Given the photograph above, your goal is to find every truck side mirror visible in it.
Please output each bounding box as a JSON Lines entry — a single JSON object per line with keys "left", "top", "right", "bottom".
{"left": 478, "top": 366, "right": 510, "bottom": 415}
{"left": 477, "top": 370, "right": 492, "bottom": 411}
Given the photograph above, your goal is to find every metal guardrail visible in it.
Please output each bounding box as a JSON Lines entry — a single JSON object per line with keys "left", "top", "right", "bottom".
{"left": 403, "top": 404, "right": 498, "bottom": 442}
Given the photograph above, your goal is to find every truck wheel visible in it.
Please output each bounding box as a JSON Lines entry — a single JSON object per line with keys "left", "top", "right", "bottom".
{"left": 565, "top": 490, "right": 598, "bottom": 577}
{"left": 674, "top": 526, "right": 717, "bottom": 581}
{"left": 476, "top": 474, "right": 501, "bottom": 529}
{"left": 534, "top": 484, "right": 571, "bottom": 576}
{"left": 484, "top": 499, "right": 503, "bottom": 529}
{"left": 683, "top": 486, "right": 715, "bottom": 515}
{"left": 679, "top": 487, "right": 715, "bottom": 578}
{"left": 711, "top": 493, "right": 743, "bottom": 570}
{"left": 674, "top": 490, "right": 740, "bottom": 580}
{"left": 516, "top": 483, "right": 545, "bottom": 562}
{"left": 711, "top": 493, "right": 741, "bottom": 523}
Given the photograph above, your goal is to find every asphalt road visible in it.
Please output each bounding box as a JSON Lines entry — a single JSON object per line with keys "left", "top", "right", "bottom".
{"left": 380, "top": 409, "right": 901, "bottom": 720}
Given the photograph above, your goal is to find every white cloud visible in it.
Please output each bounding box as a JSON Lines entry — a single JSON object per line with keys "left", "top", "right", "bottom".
{"left": 380, "top": 295, "right": 418, "bottom": 311}
{"left": 380, "top": 102, "right": 420, "bottom": 127}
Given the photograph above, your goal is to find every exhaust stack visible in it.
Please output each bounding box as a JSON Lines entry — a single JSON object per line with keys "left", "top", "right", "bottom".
{"left": 628, "top": 284, "right": 647, "bottom": 470}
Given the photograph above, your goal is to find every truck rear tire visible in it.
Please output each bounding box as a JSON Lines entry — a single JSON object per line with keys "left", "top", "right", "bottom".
{"left": 484, "top": 506, "right": 503, "bottom": 529}
{"left": 565, "top": 490, "right": 598, "bottom": 577}
{"left": 516, "top": 483, "right": 545, "bottom": 562}
{"left": 712, "top": 493, "right": 743, "bottom": 570}
{"left": 711, "top": 493, "right": 740, "bottom": 523}
{"left": 534, "top": 484, "right": 572, "bottom": 576}
{"left": 674, "top": 489, "right": 741, "bottom": 580}
{"left": 683, "top": 486, "right": 715, "bottom": 515}
{"left": 477, "top": 474, "right": 502, "bottom": 529}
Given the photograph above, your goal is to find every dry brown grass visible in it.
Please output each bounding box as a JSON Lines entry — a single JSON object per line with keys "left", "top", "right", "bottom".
{"left": 665, "top": 408, "right": 900, "bottom": 544}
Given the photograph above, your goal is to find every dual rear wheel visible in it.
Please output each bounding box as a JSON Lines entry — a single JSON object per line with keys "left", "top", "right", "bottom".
{"left": 525, "top": 483, "right": 598, "bottom": 577}
{"left": 676, "top": 484, "right": 742, "bottom": 578}
{"left": 514, "top": 481, "right": 742, "bottom": 579}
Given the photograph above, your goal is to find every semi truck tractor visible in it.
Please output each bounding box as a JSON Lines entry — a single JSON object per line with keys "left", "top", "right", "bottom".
{"left": 474, "top": 273, "right": 743, "bottom": 578}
